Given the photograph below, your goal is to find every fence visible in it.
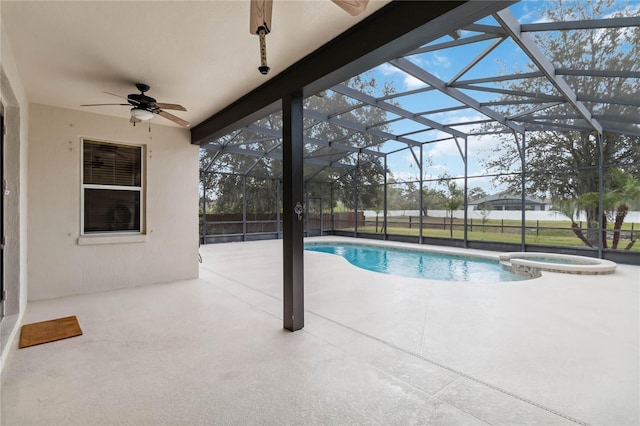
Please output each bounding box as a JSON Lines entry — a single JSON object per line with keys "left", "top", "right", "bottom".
{"left": 201, "top": 212, "right": 364, "bottom": 242}
{"left": 354, "top": 215, "right": 639, "bottom": 252}
{"left": 200, "top": 209, "right": 639, "bottom": 262}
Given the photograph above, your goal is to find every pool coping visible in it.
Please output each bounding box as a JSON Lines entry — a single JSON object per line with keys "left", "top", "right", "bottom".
{"left": 498, "top": 252, "right": 617, "bottom": 275}
{"left": 304, "top": 238, "right": 500, "bottom": 262}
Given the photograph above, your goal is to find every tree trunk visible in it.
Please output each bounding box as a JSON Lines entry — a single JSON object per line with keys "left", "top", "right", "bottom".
{"left": 611, "top": 204, "right": 628, "bottom": 249}
{"left": 601, "top": 212, "right": 608, "bottom": 250}
{"left": 572, "top": 222, "right": 594, "bottom": 248}
{"left": 450, "top": 214, "right": 453, "bottom": 238}
{"left": 585, "top": 208, "right": 600, "bottom": 247}
{"left": 584, "top": 208, "right": 610, "bottom": 249}
{"left": 624, "top": 239, "right": 636, "bottom": 251}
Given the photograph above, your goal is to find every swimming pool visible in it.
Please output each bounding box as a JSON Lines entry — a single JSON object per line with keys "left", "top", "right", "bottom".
{"left": 305, "top": 242, "right": 530, "bottom": 282}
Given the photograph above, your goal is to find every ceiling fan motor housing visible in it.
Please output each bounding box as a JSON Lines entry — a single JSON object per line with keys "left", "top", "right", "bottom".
{"left": 128, "top": 93, "right": 157, "bottom": 111}
{"left": 135, "top": 83, "right": 151, "bottom": 93}
{"left": 129, "top": 83, "right": 156, "bottom": 111}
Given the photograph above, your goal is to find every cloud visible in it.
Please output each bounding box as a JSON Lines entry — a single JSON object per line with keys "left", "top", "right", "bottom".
{"left": 427, "top": 147, "right": 442, "bottom": 159}
{"left": 389, "top": 170, "right": 418, "bottom": 182}
{"left": 431, "top": 163, "right": 447, "bottom": 171}
{"left": 404, "top": 152, "right": 419, "bottom": 166}
{"left": 376, "top": 63, "right": 398, "bottom": 76}
{"left": 431, "top": 53, "right": 451, "bottom": 68}
{"left": 404, "top": 75, "right": 427, "bottom": 89}
{"left": 374, "top": 62, "right": 428, "bottom": 90}
{"left": 424, "top": 138, "right": 465, "bottom": 159}
{"left": 532, "top": 16, "right": 552, "bottom": 24}
{"left": 467, "top": 134, "right": 503, "bottom": 157}
{"left": 465, "top": 175, "right": 497, "bottom": 192}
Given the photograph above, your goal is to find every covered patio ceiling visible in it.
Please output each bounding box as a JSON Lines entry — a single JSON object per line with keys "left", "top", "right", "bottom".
{"left": 196, "top": 2, "right": 640, "bottom": 181}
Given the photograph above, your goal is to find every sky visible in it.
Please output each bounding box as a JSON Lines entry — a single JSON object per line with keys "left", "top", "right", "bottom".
{"left": 346, "top": 0, "right": 639, "bottom": 195}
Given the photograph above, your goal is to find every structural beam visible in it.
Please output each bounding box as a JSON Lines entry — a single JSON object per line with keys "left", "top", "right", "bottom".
{"left": 332, "top": 83, "right": 467, "bottom": 139}
{"left": 405, "top": 33, "right": 500, "bottom": 56}
{"left": 201, "top": 144, "right": 355, "bottom": 170}
{"left": 391, "top": 57, "right": 526, "bottom": 134}
{"left": 456, "top": 85, "right": 565, "bottom": 102}
{"left": 304, "top": 109, "right": 423, "bottom": 146}
{"left": 494, "top": 9, "right": 603, "bottom": 134}
{"left": 506, "top": 102, "right": 564, "bottom": 120}
{"left": 244, "top": 123, "right": 384, "bottom": 157}
{"left": 282, "top": 93, "right": 305, "bottom": 331}
{"left": 448, "top": 37, "right": 505, "bottom": 85}
{"left": 520, "top": 16, "right": 640, "bottom": 32}
{"left": 556, "top": 69, "right": 640, "bottom": 79}
{"left": 453, "top": 71, "right": 543, "bottom": 86}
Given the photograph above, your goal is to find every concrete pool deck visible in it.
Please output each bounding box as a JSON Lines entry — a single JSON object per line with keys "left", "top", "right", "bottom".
{"left": 2, "top": 236, "right": 638, "bottom": 425}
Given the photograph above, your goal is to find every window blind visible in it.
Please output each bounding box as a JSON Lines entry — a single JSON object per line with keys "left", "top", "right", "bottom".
{"left": 83, "top": 141, "right": 141, "bottom": 187}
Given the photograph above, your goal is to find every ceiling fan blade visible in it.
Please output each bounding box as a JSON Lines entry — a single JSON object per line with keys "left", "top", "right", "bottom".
{"left": 105, "top": 91, "right": 139, "bottom": 105}
{"left": 331, "top": 0, "right": 369, "bottom": 16}
{"left": 155, "top": 102, "right": 187, "bottom": 112}
{"left": 157, "top": 110, "right": 190, "bottom": 127}
{"left": 250, "top": 0, "right": 273, "bottom": 34}
{"left": 104, "top": 91, "right": 128, "bottom": 100}
{"left": 81, "top": 103, "right": 130, "bottom": 107}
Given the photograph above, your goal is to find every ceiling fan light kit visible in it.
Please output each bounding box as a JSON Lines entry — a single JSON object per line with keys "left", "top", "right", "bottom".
{"left": 131, "top": 108, "right": 154, "bottom": 121}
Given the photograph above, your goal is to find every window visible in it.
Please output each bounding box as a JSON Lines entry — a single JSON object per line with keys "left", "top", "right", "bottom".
{"left": 81, "top": 139, "right": 143, "bottom": 235}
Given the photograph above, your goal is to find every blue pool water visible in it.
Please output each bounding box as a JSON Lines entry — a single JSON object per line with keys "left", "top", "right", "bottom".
{"left": 305, "top": 243, "right": 529, "bottom": 282}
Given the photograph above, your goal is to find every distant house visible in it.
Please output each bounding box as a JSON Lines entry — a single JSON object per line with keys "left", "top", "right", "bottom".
{"left": 469, "top": 192, "right": 548, "bottom": 211}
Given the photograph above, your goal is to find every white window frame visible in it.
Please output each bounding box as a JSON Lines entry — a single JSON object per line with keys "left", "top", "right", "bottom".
{"left": 79, "top": 138, "right": 145, "bottom": 242}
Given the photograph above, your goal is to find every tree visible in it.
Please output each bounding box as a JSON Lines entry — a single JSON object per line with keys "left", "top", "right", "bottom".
{"left": 576, "top": 169, "right": 640, "bottom": 250}
{"left": 483, "top": 0, "right": 640, "bottom": 247}
{"left": 468, "top": 187, "right": 488, "bottom": 203}
{"left": 200, "top": 111, "right": 283, "bottom": 215}
{"left": 200, "top": 73, "right": 393, "bottom": 216}
{"left": 422, "top": 187, "right": 446, "bottom": 217}
{"left": 478, "top": 202, "right": 493, "bottom": 233}
{"left": 337, "top": 153, "right": 385, "bottom": 211}
{"left": 438, "top": 173, "right": 464, "bottom": 238}
{"left": 386, "top": 177, "right": 420, "bottom": 211}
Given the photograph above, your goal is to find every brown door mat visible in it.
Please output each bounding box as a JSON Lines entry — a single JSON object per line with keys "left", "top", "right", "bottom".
{"left": 19, "top": 315, "right": 83, "bottom": 348}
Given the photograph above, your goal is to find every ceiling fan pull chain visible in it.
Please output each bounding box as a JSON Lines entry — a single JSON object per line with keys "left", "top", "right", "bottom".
{"left": 148, "top": 121, "right": 151, "bottom": 132}
{"left": 257, "top": 27, "right": 270, "bottom": 75}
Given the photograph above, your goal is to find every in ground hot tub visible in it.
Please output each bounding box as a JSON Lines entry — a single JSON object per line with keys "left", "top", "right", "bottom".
{"left": 499, "top": 252, "right": 616, "bottom": 276}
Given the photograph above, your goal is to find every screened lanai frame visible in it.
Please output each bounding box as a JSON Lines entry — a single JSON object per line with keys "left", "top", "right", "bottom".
{"left": 197, "top": 3, "right": 639, "bottom": 264}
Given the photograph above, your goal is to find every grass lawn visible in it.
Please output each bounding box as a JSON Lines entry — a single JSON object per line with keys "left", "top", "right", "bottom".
{"left": 347, "top": 224, "right": 640, "bottom": 252}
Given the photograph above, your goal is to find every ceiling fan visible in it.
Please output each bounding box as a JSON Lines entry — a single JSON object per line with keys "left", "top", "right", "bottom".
{"left": 250, "top": 0, "right": 370, "bottom": 75}
{"left": 81, "top": 83, "right": 190, "bottom": 128}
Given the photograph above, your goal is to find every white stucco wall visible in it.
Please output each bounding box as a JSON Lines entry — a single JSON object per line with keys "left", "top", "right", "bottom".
{"left": 1, "top": 23, "right": 30, "bottom": 369}
{"left": 27, "top": 104, "right": 199, "bottom": 300}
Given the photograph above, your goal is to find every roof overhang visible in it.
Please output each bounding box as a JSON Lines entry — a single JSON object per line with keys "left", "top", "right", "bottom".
{"left": 191, "top": 1, "right": 516, "bottom": 145}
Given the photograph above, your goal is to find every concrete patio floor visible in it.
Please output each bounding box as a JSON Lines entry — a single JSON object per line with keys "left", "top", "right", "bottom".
{"left": 2, "top": 237, "right": 638, "bottom": 425}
